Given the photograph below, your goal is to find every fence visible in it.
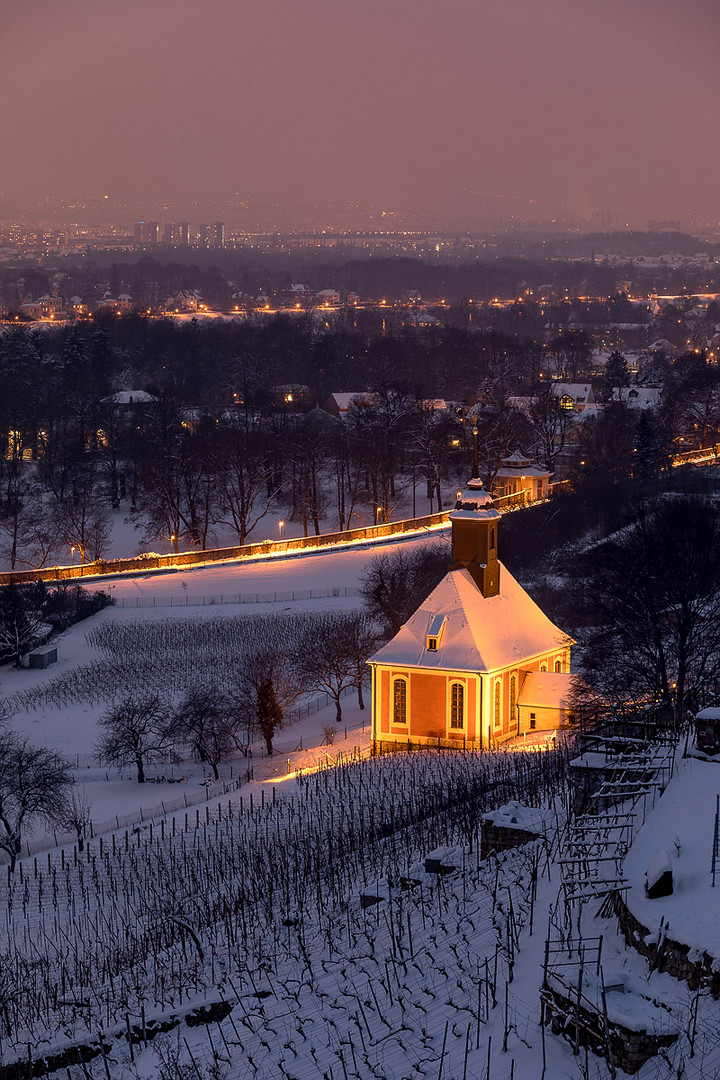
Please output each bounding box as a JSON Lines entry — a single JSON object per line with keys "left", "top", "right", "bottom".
{"left": 116, "top": 585, "right": 361, "bottom": 609}
{"left": 0, "top": 481, "right": 573, "bottom": 588}
{"left": 0, "top": 508, "right": 451, "bottom": 587}
{"left": 13, "top": 682, "right": 361, "bottom": 861}
{"left": 19, "top": 774, "right": 248, "bottom": 859}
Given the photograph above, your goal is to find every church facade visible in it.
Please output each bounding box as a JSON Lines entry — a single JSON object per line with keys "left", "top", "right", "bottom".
{"left": 368, "top": 479, "right": 574, "bottom": 750}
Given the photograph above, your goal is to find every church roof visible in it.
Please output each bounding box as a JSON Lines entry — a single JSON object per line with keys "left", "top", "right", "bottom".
{"left": 369, "top": 567, "right": 572, "bottom": 674}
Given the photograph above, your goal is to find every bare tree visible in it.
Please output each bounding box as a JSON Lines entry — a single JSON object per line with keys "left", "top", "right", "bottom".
{"left": 0, "top": 735, "right": 72, "bottom": 872}
{"left": 97, "top": 694, "right": 174, "bottom": 782}
{"left": 0, "top": 583, "right": 47, "bottom": 667}
{"left": 287, "top": 413, "right": 332, "bottom": 537}
{"left": 294, "top": 613, "right": 358, "bottom": 724}
{"left": 53, "top": 466, "right": 110, "bottom": 564}
{"left": 361, "top": 543, "right": 448, "bottom": 638}
{"left": 174, "top": 685, "right": 235, "bottom": 780}
{"left": 577, "top": 495, "right": 720, "bottom": 720}
{"left": 0, "top": 468, "right": 32, "bottom": 570}
{"left": 214, "top": 427, "right": 277, "bottom": 544}
{"left": 526, "top": 389, "right": 572, "bottom": 473}
{"left": 60, "top": 784, "right": 92, "bottom": 852}
{"left": 295, "top": 612, "right": 380, "bottom": 721}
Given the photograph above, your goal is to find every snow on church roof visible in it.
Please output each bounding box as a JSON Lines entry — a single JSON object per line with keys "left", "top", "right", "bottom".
{"left": 517, "top": 671, "right": 574, "bottom": 710}
{"left": 369, "top": 567, "right": 572, "bottom": 674}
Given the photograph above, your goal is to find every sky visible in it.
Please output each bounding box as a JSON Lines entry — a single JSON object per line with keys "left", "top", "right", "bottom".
{"left": 2, "top": 0, "right": 718, "bottom": 227}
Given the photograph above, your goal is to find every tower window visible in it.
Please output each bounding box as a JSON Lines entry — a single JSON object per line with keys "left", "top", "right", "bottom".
{"left": 393, "top": 678, "right": 407, "bottom": 726}
{"left": 450, "top": 682, "right": 464, "bottom": 729}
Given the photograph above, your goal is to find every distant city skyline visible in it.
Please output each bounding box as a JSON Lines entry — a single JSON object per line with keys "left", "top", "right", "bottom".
{"left": 2, "top": 0, "right": 719, "bottom": 230}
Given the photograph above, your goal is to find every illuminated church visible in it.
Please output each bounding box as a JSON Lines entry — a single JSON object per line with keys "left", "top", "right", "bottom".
{"left": 368, "top": 479, "right": 574, "bottom": 749}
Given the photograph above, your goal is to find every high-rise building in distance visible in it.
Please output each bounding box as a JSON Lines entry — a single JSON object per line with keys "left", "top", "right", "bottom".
{"left": 134, "top": 221, "right": 159, "bottom": 245}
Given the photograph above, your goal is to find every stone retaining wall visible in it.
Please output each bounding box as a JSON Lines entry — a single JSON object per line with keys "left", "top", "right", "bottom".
{"left": 481, "top": 821, "right": 541, "bottom": 857}
{"left": 614, "top": 892, "right": 720, "bottom": 996}
{"left": 0, "top": 998, "right": 233, "bottom": 1078}
{"left": 543, "top": 980, "right": 678, "bottom": 1075}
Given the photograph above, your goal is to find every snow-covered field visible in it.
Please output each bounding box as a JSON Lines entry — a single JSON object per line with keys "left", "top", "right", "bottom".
{"left": 2, "top": 536, "right": 447, "bottom": 829}
{"left": 1, "top": 542, "right": 718, "bottom": 1078}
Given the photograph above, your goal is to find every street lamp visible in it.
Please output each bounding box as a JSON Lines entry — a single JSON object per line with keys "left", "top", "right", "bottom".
{"left": 169, "top": 534, "right": 176, "bottom": 553}
{"left": 472, "top": 424, "right": 479, "bottom": 477}
{"left": 375, "top": 506, "right": 382, "bottom": 525}
{"left": 278, "top": 520, "right": 284, "bottom": 540}
{"left": 70, "top": 546, "right": 75, "bottom": 565}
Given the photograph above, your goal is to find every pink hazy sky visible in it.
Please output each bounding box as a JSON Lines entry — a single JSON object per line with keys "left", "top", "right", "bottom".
{"left": 2, "top": 0, "right": 718, "bottom": 224}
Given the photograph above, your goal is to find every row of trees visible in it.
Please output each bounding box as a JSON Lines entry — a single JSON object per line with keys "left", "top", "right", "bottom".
{"left": 2, "top": 307, "right": 719, "bottom": 566}
{"left": 97, "top": 608, "right": 378, "bottom": 780}
{"left": 0, "top": 607, "right": 379, "bottom": 870}
{"left": 0, "top": 380, "right": 580, "bottom": 566}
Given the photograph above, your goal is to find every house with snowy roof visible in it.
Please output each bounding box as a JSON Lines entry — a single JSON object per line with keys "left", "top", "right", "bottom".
{"left": 611, "top": 386, "right": 662, "bottom": 410}
{"left": 550, "top": 383, "right": 596, "bottom": 414}
{"left": 368, "top": 478, "right": 574, "bottom": 750}
{"left": 492, "top": 451, "right": 551, "bottom": 503}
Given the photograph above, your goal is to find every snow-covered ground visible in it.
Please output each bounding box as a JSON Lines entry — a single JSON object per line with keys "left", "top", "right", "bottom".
{"left": 2, "top": 536, "right": 447, "bottom": 828}
{"left": 623, "top": 756, "right": 720, "bottom": 960}
{"left": 3, "top": 542, "right": 719, "bottom": 1079}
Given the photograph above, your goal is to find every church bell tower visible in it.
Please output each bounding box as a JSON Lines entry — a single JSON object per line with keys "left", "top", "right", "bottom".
{"left": 449, "top": 478, "right": 501, "bottom": 598}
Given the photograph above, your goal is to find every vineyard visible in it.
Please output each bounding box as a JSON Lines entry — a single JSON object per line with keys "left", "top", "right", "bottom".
{"left": 0, "top": 746, "right": 570, "bottom": 1078}
{"left": 11, "top": 612, "right": 352, "bottom": 712}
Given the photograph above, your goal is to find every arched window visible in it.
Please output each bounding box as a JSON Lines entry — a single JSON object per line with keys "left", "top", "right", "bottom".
{"left": 540, "top": 663, "right": 547, "bottom": 672}
{"left": 554, "top": 659, "right": 562, "bottom": 673}
{"left": 509, "top": 674, "right": 517, "bottom": 721}
{"left": 392, "top": 678, "right": 407, "bottom": 726}
{"left": 450, "top": 682, "right": 464, "bottom": 729}
{"left": 494, "top": 679, "right": 502, "bottom": 728}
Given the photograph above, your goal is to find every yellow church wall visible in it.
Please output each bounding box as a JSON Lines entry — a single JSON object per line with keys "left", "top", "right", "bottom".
{"left": 371, "top": 652, "right": 572, "bottom": 750}
{"left": 371, "top": 666, "right": 484, "bottom": 748}
{"left": 407, "top": 670, "right": 451, "bottom": 739}
{"left": 517, "top": 703, "right": 568, "bottom": 735}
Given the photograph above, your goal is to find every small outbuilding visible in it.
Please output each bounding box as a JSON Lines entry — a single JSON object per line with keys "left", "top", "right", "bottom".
{"left": 492, "top": 451, "right": 551, "bottom": 504}
{"left": 29, "top": 646, "right": 57, "bottom": 669}
{"left": 695, "top": 707, "right": 720, "bottom": 754}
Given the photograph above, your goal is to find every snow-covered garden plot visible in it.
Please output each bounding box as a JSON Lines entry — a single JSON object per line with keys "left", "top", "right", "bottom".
{"left": 0, "top": 748, "right": 569, "bottom": 1077}
{"left": 12, "top": 613, "right": 304, "bottom": 710}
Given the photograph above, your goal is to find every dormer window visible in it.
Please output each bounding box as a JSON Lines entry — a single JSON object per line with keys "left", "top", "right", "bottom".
{"left": 426, "top": 615, "right": 446, "bottom": 652}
